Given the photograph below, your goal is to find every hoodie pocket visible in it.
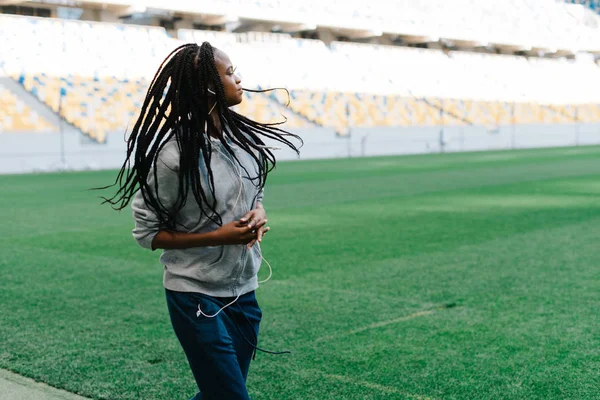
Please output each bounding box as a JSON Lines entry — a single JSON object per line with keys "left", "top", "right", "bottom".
{"left": 195, "top": 245, "right": 242, "bottom": 284}
{"left": 193, "top": 245, "right": 224, "bottom": 281}
{"left": 199, "top": 245, "right": 224, "bottom": 266}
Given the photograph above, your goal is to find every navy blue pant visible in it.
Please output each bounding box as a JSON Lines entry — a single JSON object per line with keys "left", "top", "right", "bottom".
{"left": 165, "top": 289, "right": 262, "bottom": 400}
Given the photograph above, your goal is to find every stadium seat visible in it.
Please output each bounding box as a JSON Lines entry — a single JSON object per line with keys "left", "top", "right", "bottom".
{"left": 16, "top": 73, "right": 148, "bottom": 142}
{"left": 233, "top": 90, "right": 315, "bottom": 129}
{"left": 0, "top": 85, "right": 56, "bottom": 133}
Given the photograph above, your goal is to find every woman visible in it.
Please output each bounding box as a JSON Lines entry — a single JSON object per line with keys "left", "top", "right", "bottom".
{"left": 102, "top": 42, "right": 301, "bottom": 399}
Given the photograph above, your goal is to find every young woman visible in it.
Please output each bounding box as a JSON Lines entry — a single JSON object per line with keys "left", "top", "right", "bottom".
{"left": 102, "top": 42, "right": 300, "bottom": 399}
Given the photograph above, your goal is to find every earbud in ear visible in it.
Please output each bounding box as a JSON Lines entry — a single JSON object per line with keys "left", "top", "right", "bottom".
{"left": 207, "top": 88, "right": 216, "bottom": 95}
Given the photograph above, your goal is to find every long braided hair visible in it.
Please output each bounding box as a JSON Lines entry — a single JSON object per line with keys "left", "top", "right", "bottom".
{"left": 99, "top": 42, "right": 301, "bottom": 226}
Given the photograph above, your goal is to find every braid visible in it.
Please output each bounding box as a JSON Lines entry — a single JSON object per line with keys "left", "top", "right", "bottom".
{"left": 97, "top": 42, "right": 302, "bottom": 226}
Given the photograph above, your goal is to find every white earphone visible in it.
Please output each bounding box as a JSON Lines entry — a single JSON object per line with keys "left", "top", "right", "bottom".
{"left": 257, "top": 145, "right": 282, "bottom": 151}
{"left": 196, "top": 142, "right": 274, "bottom": 319}
{"left": 206, "top": 88, "right": 217, "bottom": 133}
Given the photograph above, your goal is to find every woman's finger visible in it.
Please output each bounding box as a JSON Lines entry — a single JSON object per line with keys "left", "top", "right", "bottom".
{"left": 247, "top": 214, "right": 260, "bottom": 229}
{"left": 239, "top": 210, "right": 255, "bottom": 224}
{"left": 247, "top": 239, "right": 257, "bottom": 248}
{"left": 254, "top": 218, "right": 268, "bottom": 229}
{"left": 236, "top": 222, "right": 254, "bottom": 232}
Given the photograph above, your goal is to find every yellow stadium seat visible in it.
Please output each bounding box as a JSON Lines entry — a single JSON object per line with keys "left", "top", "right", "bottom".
{"left": 12, "top": 73, "right": 600, "bottom": 140}
{"left": 0, "top": 86, "right": 56, "bottom": 133}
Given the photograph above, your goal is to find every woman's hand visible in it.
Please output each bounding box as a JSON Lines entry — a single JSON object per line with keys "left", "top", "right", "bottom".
{"left": 212, "top": 221, "right": 262, "bottom": 246}
{"left": 150, "top": 219, "right": 269, "bottom": 250}
{"left": 240, "top": 204, "right": 269, "bottom": 248}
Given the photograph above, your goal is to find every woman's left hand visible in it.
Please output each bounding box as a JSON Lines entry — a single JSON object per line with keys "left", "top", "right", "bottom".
{"left": 239, "top": 204, "right": 268, "bottom": 248}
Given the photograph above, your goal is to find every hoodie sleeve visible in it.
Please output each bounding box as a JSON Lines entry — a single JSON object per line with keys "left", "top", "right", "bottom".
{"left": 131, "top": 144, "right": 180, "bottom": 250}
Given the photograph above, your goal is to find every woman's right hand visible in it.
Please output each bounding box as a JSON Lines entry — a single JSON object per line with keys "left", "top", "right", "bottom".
{"left": 212, "top": 220, "right": 269, "bottom": 246}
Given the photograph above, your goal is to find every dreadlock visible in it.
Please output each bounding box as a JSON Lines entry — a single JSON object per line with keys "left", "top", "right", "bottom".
{"left": 98, "top": 42, "right": 302, "bottom": 227}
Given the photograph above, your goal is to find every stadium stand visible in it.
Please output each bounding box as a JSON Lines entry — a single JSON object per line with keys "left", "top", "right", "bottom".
{"left": 0, "top": 15, "right": 314, "bottom": 139}
{"left": 12, "top": 71, "right": 311, "bottom": 142}
{"left": 167, "top": 0, "right": 600, "bottom": 52}
{"left": 0, "top": 84, "right": 56, "bottom": 133}
{"left": 234, "top": 91, "right": 315, "bottom": 129}
{"left": 1, "top": 6, "right": 600, "bottom": 139}
{"left": 0, "top": 14, "right": 177, "bottom": 141}
{"left": 0, "top": 14, "right": 176, "bottom": 79}
{"left": 15, "top": 73, "right": 146, "bottom": 142}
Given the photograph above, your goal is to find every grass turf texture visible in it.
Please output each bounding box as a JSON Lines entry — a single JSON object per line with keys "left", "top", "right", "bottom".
{"left": 1, "top": 145, "right": 600, "bottom": 400}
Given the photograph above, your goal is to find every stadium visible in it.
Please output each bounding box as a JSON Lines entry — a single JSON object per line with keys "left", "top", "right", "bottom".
{"left": 1, "top": 0, "right": 600, "bottom": 399}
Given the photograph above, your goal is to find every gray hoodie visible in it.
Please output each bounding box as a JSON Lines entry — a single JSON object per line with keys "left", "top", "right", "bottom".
{"left": 131, "top": 134, "right": 264, "bottom": 297}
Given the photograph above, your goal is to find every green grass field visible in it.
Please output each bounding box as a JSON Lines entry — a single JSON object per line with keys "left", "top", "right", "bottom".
{"left": 2, "top": 146, "right": 600, "bottom": 400}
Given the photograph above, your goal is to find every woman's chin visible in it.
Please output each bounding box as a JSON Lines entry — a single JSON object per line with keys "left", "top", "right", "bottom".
{"left": 229, "top": 96, "right": 243, "bottom": 107}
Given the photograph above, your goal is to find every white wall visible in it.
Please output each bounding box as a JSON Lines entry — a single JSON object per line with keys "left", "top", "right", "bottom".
{"left": 1, "top": 124, "right": 600, "bottom": 174}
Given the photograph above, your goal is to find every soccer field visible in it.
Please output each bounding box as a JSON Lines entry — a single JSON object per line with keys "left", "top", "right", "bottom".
{"left": 2, "top": 146, "right": 600, "bottom": 400}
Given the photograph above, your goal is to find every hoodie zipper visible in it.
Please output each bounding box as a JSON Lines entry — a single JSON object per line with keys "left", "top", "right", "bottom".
{"left": 228, "top": 145, "right": 250, "bottom": 295}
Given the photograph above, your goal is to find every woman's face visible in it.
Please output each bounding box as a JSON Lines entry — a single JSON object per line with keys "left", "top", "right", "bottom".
{"left": 214, "top": 49, "right": 243, "bottom": 106}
